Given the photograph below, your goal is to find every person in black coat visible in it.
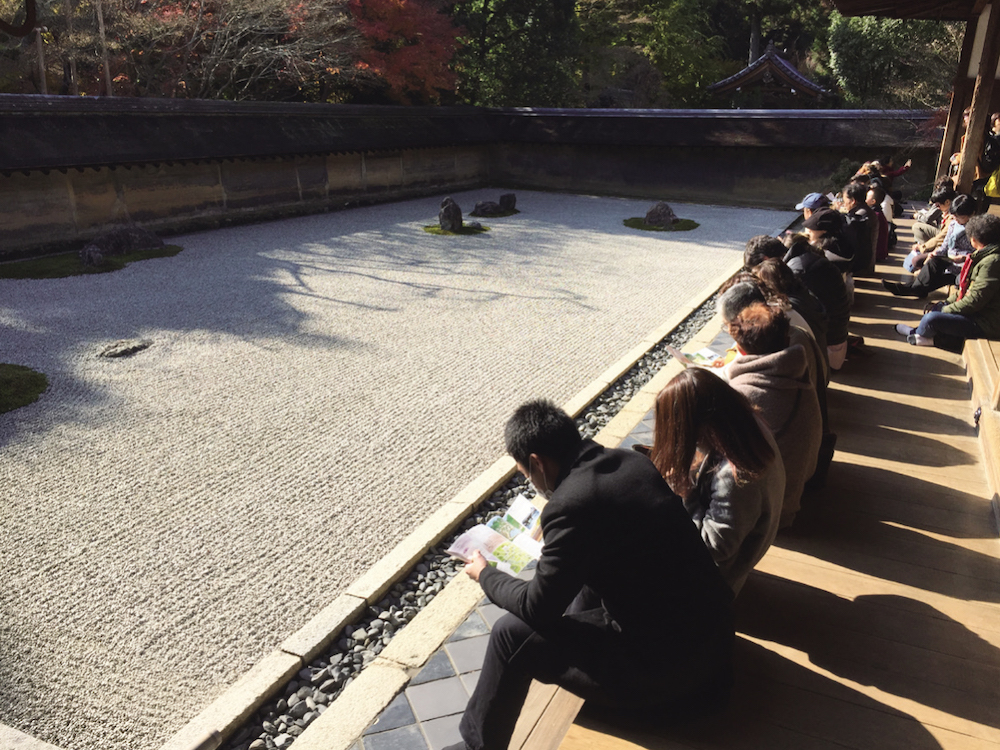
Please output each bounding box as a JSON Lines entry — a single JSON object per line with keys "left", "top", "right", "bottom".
{"left": 450, "top": 400, "right": 735, "bottom": 750}
{"left": 783, "top": 233, "right": 852, "bottom": 371}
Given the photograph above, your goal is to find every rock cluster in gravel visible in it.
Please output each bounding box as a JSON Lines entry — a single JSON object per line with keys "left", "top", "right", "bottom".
{"left": 98, "top": 339, "right": 153, "bottom": 358}
{"left": 221, "top": 295, "right": 720, "bottom": 750}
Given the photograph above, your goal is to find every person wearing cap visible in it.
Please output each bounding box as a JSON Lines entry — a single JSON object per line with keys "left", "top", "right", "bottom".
{"left": 795, "top": 192, "right": 830, "bottom": 219}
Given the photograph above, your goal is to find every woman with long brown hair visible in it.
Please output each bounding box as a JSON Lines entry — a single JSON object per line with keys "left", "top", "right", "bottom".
{"left": 651, "top": 368, "right": 785, "bottom": 594}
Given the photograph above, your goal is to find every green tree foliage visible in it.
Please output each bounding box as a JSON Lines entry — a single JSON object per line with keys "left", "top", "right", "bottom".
{"left": 577, "top": 0, "right": 726, "bottom": 107}
{"left": 451, "top": 0, "right": 580, "bottom": 106}
{"left": 349, "top": 0, "right": 460, "bottom": 104}
{"left": 828, "top": 12, "right": 962, "bottom": 108}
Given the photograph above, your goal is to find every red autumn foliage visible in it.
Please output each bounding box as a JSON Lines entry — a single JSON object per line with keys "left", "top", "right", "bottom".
{"left": 349, "top": 0, "right": 461, "bottom": 104}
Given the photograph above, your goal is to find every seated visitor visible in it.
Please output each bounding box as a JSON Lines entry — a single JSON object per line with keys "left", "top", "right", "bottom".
{"left": 753, "top": 257, "right": 829, "bottom": 364}
{"left": 866, "top": 184, "right": 892, "bottom": 262}
{"left": 724, "top": 303, "right": 822, "bottom": 528}
{"left": 795, "top": 192, "right": 831, "bottom": 219}
{"left": 650, "top": 368, "right": 784, "bottom": 595}
{"left": 804, "top": 207, "right": 853, "bottom": 273}
{"left": 719, "top": 280, "right": 835, "bottom": 489}
{"left": 451, "top": 399, "right": 735, "bottom": 750}
{"left": 895, "top": 214, "right": 1000, "bottom": 347}
{"left": 910, "top": 184, "right": 955, "bottom": 249}
{"left": 841, "top": 182, "right": 876, "bottom": 276}
{"left": 883, "top": 194, "right": 976, "bottom": 298}
{"left": 779, "top": 232, "right": 851, "bottom": 370}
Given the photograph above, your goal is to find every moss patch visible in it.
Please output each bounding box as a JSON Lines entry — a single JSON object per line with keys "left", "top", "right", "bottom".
{"left": 423, "top": 225, "right": 491, "bottom": 236}
{"left": 0, "top": 245, "right": 184, "bottom": 280}
{"left": 624, "top": 218, "right": 700, "bottom": 232}
{"left": 469, "top": 208, "right": 520, "bottom": 218}
{"left": 0, "top": 364, "right": 48, "bottom": 414}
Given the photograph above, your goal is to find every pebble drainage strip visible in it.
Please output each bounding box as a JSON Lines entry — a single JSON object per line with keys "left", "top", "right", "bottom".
{"left": 222, "top": 298, "right": 720, "bottom": 750}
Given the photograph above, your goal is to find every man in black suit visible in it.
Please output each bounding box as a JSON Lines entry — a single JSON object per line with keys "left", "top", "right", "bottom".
{"left": 448, "top": 400, "right": 735, "bottom": 750}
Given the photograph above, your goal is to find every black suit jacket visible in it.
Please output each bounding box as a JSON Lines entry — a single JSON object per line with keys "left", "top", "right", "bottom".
{"left": 480, "top": 440, "right": 733, "bottom": 648}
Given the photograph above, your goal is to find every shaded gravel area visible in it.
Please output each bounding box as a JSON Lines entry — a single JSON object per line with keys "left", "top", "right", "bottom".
{"left": 0, "top": 190, "right": 791, "bottom": 750}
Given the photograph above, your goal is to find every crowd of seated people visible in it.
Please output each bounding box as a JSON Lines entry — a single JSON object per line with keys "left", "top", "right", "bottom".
{"left": 895, "top": 213, "right": 1000, "bottom": 348}
{"left": 452, "top": 168, "right": 998, "bottom": 750}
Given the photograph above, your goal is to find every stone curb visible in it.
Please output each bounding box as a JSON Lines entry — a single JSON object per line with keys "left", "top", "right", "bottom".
{"left": 157, "top": 257, "right": 742, "bottom": 750}
{"left": 0, "top": 723, "right": 64, "bottom": 750}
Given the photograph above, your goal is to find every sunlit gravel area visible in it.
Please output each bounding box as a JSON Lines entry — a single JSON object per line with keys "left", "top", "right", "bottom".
{"left": 0, "top": 190, "right": 793, "bottom": 750}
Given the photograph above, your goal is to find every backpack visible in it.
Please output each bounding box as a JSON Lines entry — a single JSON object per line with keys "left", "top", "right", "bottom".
{"left": 981, "top": 132, "right": 1000, "bottom": 175}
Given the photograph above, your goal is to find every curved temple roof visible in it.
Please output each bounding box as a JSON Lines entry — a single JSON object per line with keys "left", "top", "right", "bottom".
{"left": 707, "top": 42, "right": 827, "bottom": 99}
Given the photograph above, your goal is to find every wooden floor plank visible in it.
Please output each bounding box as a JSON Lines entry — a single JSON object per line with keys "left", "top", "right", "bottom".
{"left": 520, "top": 688, "right": 584, "bottom": 750}
{"left": 511, "top": 682, "right": 561, "bottom": 750}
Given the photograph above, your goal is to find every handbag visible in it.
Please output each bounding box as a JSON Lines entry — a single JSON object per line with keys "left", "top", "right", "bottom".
{"left": 985, "top": 168, "right": 1000, "bottom": 199}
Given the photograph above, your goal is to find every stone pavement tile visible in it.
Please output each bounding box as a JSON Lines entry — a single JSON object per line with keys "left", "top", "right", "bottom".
{"left": 617, "top": 434, "right": 645, "bottom": 451}
{"left": 445, "top": 635, "right": 490, "bottom": 675}
{"left": 405, "top": 676, "right": 469, "bottom": 721}
{"left": 446, "top": 611, "right": 489, "bottom": 642}
{"left": 361, "top": 724, "right": 428, "bottom": 750}
{"left": 459, "top": 670, "right": 481, "bottom": 695}
{"left": 420, "top": 714, "right": 464, "bottom": 750}
{"left": 477, "top": 603, "right": 505, "bottom": 629}
{"left": 364, "top": 693, "right": 417, "bottom": 735}
{"left": 410, "top": 650, "right": 456, "bottom": 686}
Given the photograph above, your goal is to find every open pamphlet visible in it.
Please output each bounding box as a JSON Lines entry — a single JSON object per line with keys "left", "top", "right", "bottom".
{"left": 446, "top": 494, "right": 544, "bottom": 575}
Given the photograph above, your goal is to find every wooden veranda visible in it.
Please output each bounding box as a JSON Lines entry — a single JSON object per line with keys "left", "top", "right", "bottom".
{"left": 511, "top": 215, "right": 1000, "bottom": 750}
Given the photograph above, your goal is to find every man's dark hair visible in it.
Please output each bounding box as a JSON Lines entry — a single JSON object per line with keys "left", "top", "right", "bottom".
{"left": 843, "top": 182, "right": 867, "bottom": 204}
{"left": 966, "top": 214, "right": 1000, "bottom": 246}
{"left": 718, "top": 280, "right": 766, "bottom": 323}
{"left": 504, "top": 399, "right": 582, "bottom": 468}
{"left": 951, "top": 194, "right": 977, "bottom": 217}
{"left": 930, "top": 184, "right": 957, "bottom": 205}
{"left": 744, "top": 235, "right": 786, "bottom": 269}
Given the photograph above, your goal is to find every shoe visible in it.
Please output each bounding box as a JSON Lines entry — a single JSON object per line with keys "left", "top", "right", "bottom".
{"left": 907, "top": 334, "right": 934, "bottom": 346}
{"left": 895, "top": 323, "right": 915, "bottom": 337}
{"left": 882, "top": 279, "right": 924, "bottom": 297}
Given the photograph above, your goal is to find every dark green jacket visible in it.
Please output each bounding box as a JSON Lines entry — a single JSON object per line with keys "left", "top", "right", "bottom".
{"left": 944, "top": 243, "right": 1000, "bottom": 338}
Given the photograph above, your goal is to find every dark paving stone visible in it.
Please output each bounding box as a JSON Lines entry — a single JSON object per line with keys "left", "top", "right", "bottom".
{"left": 421, "top": 713, "right": 464, "bottom": 750}
{"left": 477, "top": 603, "right": 505, "bottom": 629}
{"left": 405, "top": 676, "right": 469, "bottom": 721}
{"left": 447, "top": 611, "right": 489, "bottom": 643}
{"left": 410, "top": 649, "right": 456, "bottom": 685}
{"left": 445, "top": 635, "right": 490, "bottom": 675}
{"left": 364, "top": 692, "right": 416, "bottom": 735}
{"left": 618, "top": 435, "right": 644, "bottom": 450}
{"left": 362, "top": 724, "right": 428, "bottom": 750}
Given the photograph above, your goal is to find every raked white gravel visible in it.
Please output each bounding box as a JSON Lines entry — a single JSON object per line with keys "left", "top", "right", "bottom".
{"left": 0, "top": 190, "right": 793, "bottom": 750}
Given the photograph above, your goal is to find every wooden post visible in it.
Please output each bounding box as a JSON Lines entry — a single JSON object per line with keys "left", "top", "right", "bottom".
{"left": 937, "top": 15, "right": 980, "bottom": 180}
{"left": 34, "top": 26, "right": 46, "bottom": 94}
{"left": 95, "top": 0, "right": 112, "bottom": 96}
{"left": 957, "top": 2, "right": 1000, "bottom": 194}
{"left": 64, "top": 0, "right": 77, "bottom": 95}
